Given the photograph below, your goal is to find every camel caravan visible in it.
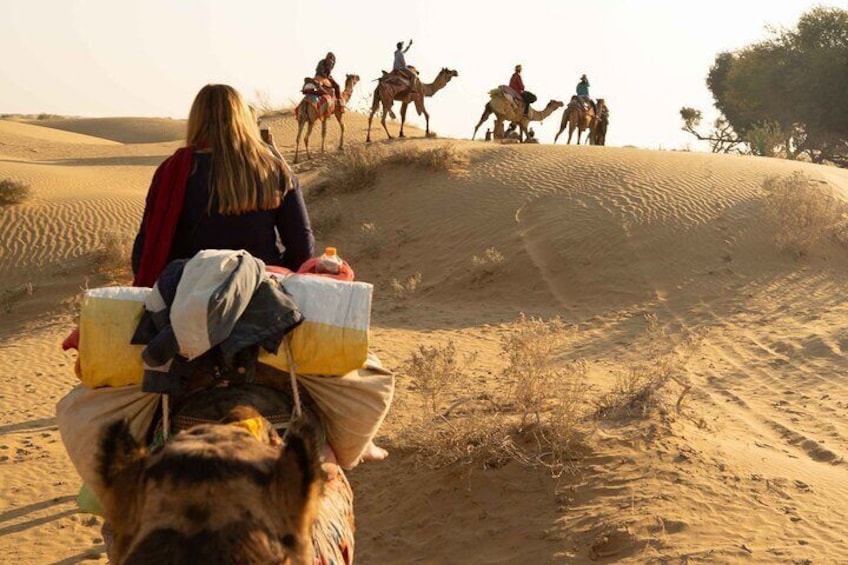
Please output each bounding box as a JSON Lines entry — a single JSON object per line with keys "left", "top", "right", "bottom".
{"left": 293, "top": 45, "right": 609, "bottom": 157}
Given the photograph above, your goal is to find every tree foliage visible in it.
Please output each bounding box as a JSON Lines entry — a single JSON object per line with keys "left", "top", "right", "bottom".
{"left": 687, "top": 7, "right": 848, "bottom": 165}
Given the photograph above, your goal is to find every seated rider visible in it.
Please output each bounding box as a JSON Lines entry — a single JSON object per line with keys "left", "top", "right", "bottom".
{"left": 576, "top": 73, "right": 596, "bottom": 113}
{"left": 393, "top": 39, "right": 413, "bottom": 76}
{"left": 510, "top": 64, "right": 537, "bottom": 118}
{"left": 315, "top": 51, "right": 341, "bottom": 103}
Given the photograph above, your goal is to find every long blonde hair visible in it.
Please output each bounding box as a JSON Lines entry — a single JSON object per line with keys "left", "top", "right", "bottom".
{"left": 186, "top": 84, "right": 291, "bottom": 215}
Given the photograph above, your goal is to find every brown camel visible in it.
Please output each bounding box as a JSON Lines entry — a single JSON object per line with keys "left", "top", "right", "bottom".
{"left": 96, "top": 384, "right": 354, "bottom": 565}
{"left": 592, "top": 99, "right": 609, "bottom": 146}
{"left": 366, "top": 67, "right": 458, "bottom": 142}
{"left": 295, "top": 74, "right": 360, "bottom": 163}
{"left": 472, "top": 90, "right": 564, "bottom": 142}
{"left": 554, "top": 95, "right": 597, "bottom": 145}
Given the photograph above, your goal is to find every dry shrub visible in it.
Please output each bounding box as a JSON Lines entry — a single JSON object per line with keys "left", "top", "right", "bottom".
{"left": 594, "top": 353, "right": 682, "bottom": 420}
{"left": 391, "top": 272, "right": 422, "bottom": 300}
{"left": 310, "top": 197, "right": 343, "bottom": 237}
{"left": 95, "top": 231, "right": 132, "bottom": 273}
{"left": 387, "top": 143, "right": 468, "bottom": 172}
{"left": 397, "top": 315, "right": 589, "bottom": 476}
{"left": 1, "top": 282, "right": 34, "bottom": 314}
{"left": 762, "top": 172, "right": 848, "bottom": 256}
{"left": 402, "top": 340, "right": 478, "bottom": 415}
{"left": 501, "top": 314, "right": 573, "bottom": 424}
{"left": 359, "top": 222, "right": 381, "bottom": 258}
{"left": 325, "top": 145, "right": 382, "bottom": 193}
{"left": 0, "top": 179, "right": 32, "bottom": 206}
{"left": 471, "top": 247, "right": 505, "bottom": 280}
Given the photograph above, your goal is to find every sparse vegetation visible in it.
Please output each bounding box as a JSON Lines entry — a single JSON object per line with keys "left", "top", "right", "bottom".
{"left": 762, "top": 172, "right": 848, "bottom": 256}
{"left": 1, "top": 282, "right": 34, "bottom": 314}
{"left": 390, "top": 272, "right": 422, "bottom": 301}
{"left": 471, "top": 247, "right": 505, "bottom": 280}
{"left": 397, "top": 314, "right": 589, "bottom": 476}
{"left": 323, "top": 143, "right": 468, "bottom": 194}
{"left": 0, "top": 179, "right": 32, "bottom": 205}
{"left": 358, "top": 222, "right": 382, "bottom": 258}
{"left": 309, "top": 197, "right": 343, "bottom": 237}
{"left": 94, "top": 230, "right": 133, "bottom": 274}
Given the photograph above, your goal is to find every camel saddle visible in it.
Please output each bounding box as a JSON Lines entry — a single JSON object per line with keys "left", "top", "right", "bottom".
{"left": 302, "top": 76, "right": 334, "bottom": 96}
{"left": 379, "top": 67, "right": 421, "bottom": 93}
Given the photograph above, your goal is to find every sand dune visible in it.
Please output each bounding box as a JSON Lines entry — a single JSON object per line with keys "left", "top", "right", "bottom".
{"left": 29, "top": 117, "right": 186, "bottom": 144}
{"left": 2, "top": 112, "right": 848, "bottom": 563}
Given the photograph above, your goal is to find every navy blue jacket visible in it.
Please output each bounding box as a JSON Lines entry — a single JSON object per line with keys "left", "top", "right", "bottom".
{"left": 132, "top": 152, "right": 315, "bottom": 274}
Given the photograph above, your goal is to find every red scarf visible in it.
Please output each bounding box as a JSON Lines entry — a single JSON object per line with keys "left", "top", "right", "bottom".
{"left": 132, "top": 147, "right": 195, "bottom": 287}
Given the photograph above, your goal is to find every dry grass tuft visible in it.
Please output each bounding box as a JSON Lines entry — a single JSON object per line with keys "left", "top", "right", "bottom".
{"left": 1, "top": 282, "right": 34, "bottom": 314}
{"left": 94, "top": 231, "right": 133, "bottom": 274}
{"left": 321, "top": 143, "right": 467, "bottom": 195}
{"left": 358, "top": 222, "right": 382, "bottom": 258}
{"left": 0, "top": 178, "right": 32, "bottom": 206}
{"left": 397, "top": 315, "right": 589, "bottom": 476}
{"left": 310, "top": 197, "right": 344, "bottom": 238}
{"left": 471, "top": 247, "right": 505, "bottom": 280}
{"left": 391, "top": 272, "right": 423, "bottom": 301}
{"left": 762, "top": 172, "right": 848, "bottom": 256}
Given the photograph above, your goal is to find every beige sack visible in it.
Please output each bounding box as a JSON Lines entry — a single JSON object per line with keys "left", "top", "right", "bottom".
{"left": 297, "top": 353, "right": 394, "bottom": 469}
{"left": 56, "top": 385, "right": 161, "bottom": 506}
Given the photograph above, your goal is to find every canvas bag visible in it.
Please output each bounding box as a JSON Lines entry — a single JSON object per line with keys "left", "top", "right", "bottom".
{"left": 56, "top": 384, "right": 161, "bottom": 511}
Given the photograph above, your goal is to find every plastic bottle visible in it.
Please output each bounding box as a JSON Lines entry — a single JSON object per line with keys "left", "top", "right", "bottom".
{"left": 315, "top": 247, "right": 343, "bottom": 275}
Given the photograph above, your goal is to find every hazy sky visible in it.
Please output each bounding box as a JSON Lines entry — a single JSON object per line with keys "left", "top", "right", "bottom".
{"left": 1, "top": 0, "right": 843, "bottom": 149}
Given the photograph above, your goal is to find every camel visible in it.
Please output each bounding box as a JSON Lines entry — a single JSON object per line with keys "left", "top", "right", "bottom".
{"left": 472, "top": 92, "right": 565, "bottom": 142}
{"left": 554, "top": 95, "right": 597, "bottom": 145}
{"left": 366, "top": 67, "right": 459, "bottom": 142}
{"left": 295, "top": 74, "right": 360, "bottom": 164}
{"left": 96, "top": 384, "right": 354, "bottom": 565}
{"left": 592, "top": 99, "right": 609, "bottom": 146}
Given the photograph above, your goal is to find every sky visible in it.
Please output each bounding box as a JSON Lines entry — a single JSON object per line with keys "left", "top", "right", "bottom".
{"left": 1, "top": 0, "right": 844, "bottom": 149}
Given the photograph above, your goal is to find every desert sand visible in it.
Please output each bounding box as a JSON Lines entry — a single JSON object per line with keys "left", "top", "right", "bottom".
{"left": 1, "top": 111, "right": 847, "bottom": 564}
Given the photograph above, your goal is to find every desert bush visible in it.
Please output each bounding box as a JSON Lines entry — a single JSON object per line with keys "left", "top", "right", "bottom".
{"left": 325, "top": 145, "right": 382, "bottom": 193}
{"left": 391, "top": 272, "right": 422, "bottom": 300}
{"left": 762, "top": 172, "right": 848, "bottom": 256}
{"left": 359, "top": 222, "right": 382, "bottom": 258}
{"left": 0, "top": 179, "right": 32, "bottom": 205}
{"left": 501, "top": 314, "right": 575, "bottom": 425}
{"left": 310, "top": 197, "right": 343, "bottom": 237}
{"left": 1, "top": 282, "right": 34, "bottom": 314}
{"left": 386, "top": 143, "right": 468, "bottom": 172}
{"left": 471, "top": 247, "right": 505, "bottom": 280}
{"left": 594, "top": 353, "right": 682, "bottom": 420}
{"left": 402, "top": 340, "right": 478, "bottom": 415}
{"left": 94, "top": 230, "right": 132, "bottom": 273}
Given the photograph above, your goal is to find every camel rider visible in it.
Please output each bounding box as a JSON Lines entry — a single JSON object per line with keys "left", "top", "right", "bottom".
{"left": 510, "top": 64, "right": 537, "bottom": 118}
{"left": 393, "top": 39, "right": 413, "bottom": 72}
{"left": 576, "top": 74, "right": 596, "bottom": 113}
{"left": 315, "top": 52, "right": 342, "bottom": 104}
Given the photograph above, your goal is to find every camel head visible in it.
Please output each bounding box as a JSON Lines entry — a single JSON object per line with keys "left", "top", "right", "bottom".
{"left": 440, "top": 68, "right": 459, "bottom": 82}
{"left": 97, "top": 415, "right": 324, "bottom": 565}
{"left": 547, "top": 100, "right": 565, "bottom": 111}
{"left": 344, "top": 74, "right": 360, "bottom": 90}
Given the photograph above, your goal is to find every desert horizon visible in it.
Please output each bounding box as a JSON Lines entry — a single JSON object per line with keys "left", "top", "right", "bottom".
{"left": 1, "top": 108, "right": 847, "bottom": 563}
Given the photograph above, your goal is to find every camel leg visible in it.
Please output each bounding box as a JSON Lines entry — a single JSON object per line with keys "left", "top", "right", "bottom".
{"left": 320, "top": 119, "right": 328, "bottom": 155}
{"left": 336, "top": 112, "right": 345, "bottom": 151}
{"left": 422, "top": 106, "right": 430, "bottom": 137}
{"left": 554, "top": 112, "right": 568, "bottom": 144}
{"left": 366, "top": 89, "right": 380, "bottom": 143}
{"left": 567, "top": 124, "right": 575, "bottom": 145}
{"left": 472, "top": 103, "right": 494, "bottom": 140}
{"left": 576, "top": 127, "right": 582, "bottom": 145}
{"left": 304, "top": 121, "right": 314, "bottom": 160}
{"left": 399, "top": 101, "right": 408, "bottom": 138}
{"left": 295, "top": 120, "right": 304, "bottom": 164}
{"left": 381, "top": 96, "right": 393, "bottom": 140}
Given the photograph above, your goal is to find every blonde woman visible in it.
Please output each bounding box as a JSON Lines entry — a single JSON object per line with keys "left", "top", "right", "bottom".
{"left": 132, "top": 84, "right": 314, "bottom": 286}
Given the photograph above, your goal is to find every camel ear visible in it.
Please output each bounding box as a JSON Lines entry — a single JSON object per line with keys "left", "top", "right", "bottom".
{"left": 272, "top": 423, "right": 325, "bottom": 543}
{"left": 98, "top": 419, "right": 146, "bottom": 488}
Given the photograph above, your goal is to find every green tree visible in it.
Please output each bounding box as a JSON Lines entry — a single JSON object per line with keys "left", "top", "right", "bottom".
{"left": 687, "top": 7, "right": 848, "bottom": 166}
